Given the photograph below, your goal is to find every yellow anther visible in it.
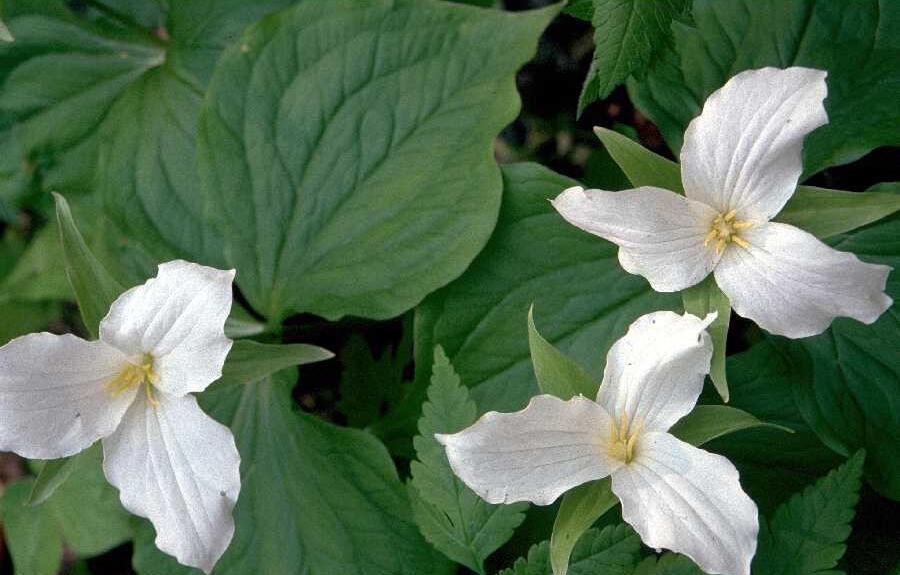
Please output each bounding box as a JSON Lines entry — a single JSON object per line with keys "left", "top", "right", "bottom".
{"left": 104, "top": 354, "right": 161, "bottom": 407}
{"left": 705, "top": 209, "right": 753, "bottom": 253}
{"left": 607, "top": 413, "right": 643, "bottom": 463}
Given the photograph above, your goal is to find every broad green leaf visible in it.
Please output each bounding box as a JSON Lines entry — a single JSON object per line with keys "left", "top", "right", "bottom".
{"left": 528, "top": 305, "right": 598, "bottom": 400}
{"left": 551, "top": 403, "right": 781, "bottom": 575}
{"left": 27, "top": 449, "right": 86, "bottom": 506}
{"left": 409, "top": 347, "right": 526, "bottom": 574}
{"left": 776, "top": 185, "right": 900, "bottom": 239}
{"left": 753, "top": 451, "right": 865, "bottom": 575}
{"left": 628, "top": 0, "right": 900, "bottom": 176}
{"left": 214, "top": 340, "right": 335, "bottom": 389}
{"left": 549, "top": 479, "right": 617, "bottom": 575}
{"left": 2, "top": 0, "right": 297, "bottom": 263}
{"left": 133, "top": 371, "right": 449, "bottom": 575}
{"left": 410, "top": 163, "right": 676, "bottom": 418}
{"left": 499, "top": 524, "right": 640, "bottom": 575}
{"left": 669, "top": 405, "right": 791, "bottom": 446}
{"left": 0, "top": 479, "right": 63, "bottom": 575}
{"left": 54, "top": 192, "right": 122, "bottom": 337}
{"left": 593, "top": 127, "right": 682, "bottom": 192}
{"left": 578, "top": 0, "right": 688, "bottom": 115}
{"left": 0, "top": 2, "right": 165, "bottom": 195}
{"left": 681, "top": 276, "right": 731, "bottom": 401}
{"left": 223, "top": 304, "right": 266, "bottom": 339}
{"left": 632, "top": 554, "right": 704, "bottom": 575}
{"left": 199, "top": 0, "right": 559, "bottom": 322}
{"left": 769, "top": 212, "right": 900, "bottom": 498}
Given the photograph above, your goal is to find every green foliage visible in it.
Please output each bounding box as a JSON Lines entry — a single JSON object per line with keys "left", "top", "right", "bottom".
{"left": 215, "top": 340, "right": 334, "bottom": 389}
{"left": 199, "top": 0, "right": 559, "bottom": 322}
{"left": 631, "top": 554, "right": 705, "bottom": 575}
{"left": 133, "top": 370, "right": 448, "bottom": 575}
{"left": 0, "top": 445, "right": 131, "bottom": 575}
{"left": 578, "top": 0, "right": 689, "bottom": 115}
{"left": 528, "top": 306, "right": 598, "bottom": 400}
{"left": 777, "top": 186, "right": 900, "bottom": 239}
{"left": 681, "top": 276, "right": 731, "bottom": 401}
{"left": 772, "top": 213, "right": 900, "bottom": 498}
{"left": 0, "top": 479, "right": 61, "bottom": 575}
{"left": 53, "top": 192, "right": 122, "bottom": 337}
{"left": 550, "top": 479, "right": 618, "bottom": 575}
{"left": 628, "top": 0, "right": 900, "bottom": 176}
{"left": 412, "top": 162, "right": 677, "bottom": 419}
{"left": 27, "top": 450, "right": 85, "bottom": 506}
{"left": 409, "top": 347, "right": 526, "bottom": 573}
{"left": 499, "top": 524, "right": 640, "bottom": 575}
{"left": 337, "top": 331, "right": 412, "bottom": 430}
{"left": 754, "top": 451, "right": 866, "bottom": 575}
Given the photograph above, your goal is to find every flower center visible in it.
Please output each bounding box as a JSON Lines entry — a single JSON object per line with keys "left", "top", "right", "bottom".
{"left": 104, "top": 353, "right": 161, "bottom": 407}
{"left": 607, "top": 413, "right": 643, "bottom": 464}
{"left": 704, "top": 209, "right": 753, "bottom": 254}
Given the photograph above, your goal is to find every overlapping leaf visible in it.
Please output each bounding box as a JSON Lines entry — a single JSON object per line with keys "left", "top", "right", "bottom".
{"left": 199, "top": 0, "right": 559, "bottom": 322}
{"left": 628, "top": 0, "right": 900, "bottom": 175}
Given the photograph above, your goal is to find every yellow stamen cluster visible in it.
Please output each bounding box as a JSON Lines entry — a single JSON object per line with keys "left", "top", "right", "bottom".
{"left": 704, "top": 209, "right": 753, "bottom": 254}
{"left": 608, "top": 413, "right": 643, "bottom": 463}
{"left": 105, "top": 354, "right": 161, "bottom": 407}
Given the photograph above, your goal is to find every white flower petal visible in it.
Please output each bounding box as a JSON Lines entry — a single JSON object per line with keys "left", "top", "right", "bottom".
{"left": 681, "top": 67, "right": 828, "bottom": 221}
{"left": 714, "top": 222, "right": 892, "bottom": 338}
{"left": 0, "top": 333, "right": 134, "bottom": 459}
{"left": 597, "top": 311, "right": 714, "bottom": 433}
{"left": 552, "top": 186, "right": 719, "bottom": 292}
{"left": 436, "top": 395, "right": 619, "bottom": 505}
{"left": 102, "top": 392, "right": 240, "bottom": 574}
{"left": 100, "top": 260, "right": 235, "bottom": 396}
{"left": 612, "top": 432, "right": 758, "bottom": 575}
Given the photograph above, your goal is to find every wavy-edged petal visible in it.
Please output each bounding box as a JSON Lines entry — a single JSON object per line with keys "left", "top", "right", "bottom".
{"left": 100, "top": 260, "right": 235, "bottom": 396}
{"left": 714, "top": 222, "right": 892, "bottom": 338}
{"left": 0, "top": 333, "right": 134, "bottom": 459}
{"left": 681, "top": 67, "right": 828, "bottom": 221}
{"left": 102, "top": 392, "right": 240, "bottom": 574}
{"left": 612, "top": 432, "right": 758, "bottom": 575}
{"left": 436, "top": 395, "right": 619, "bottom": 505}
{"left": 552, "top": 186, "right": 718, "bottom": 292}
{"left": 597, "top": 311, "right": 714, "bottom": 433}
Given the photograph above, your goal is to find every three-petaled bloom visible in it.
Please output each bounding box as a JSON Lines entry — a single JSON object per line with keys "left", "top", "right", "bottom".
{"left": 553, "top": 67, "right": 892, "bottom": 338}
{"left": 0, "top": 261, "right": 240, "bottom": 573}
{"left": 438, "top": 311, "right": 758, "bottom": 575}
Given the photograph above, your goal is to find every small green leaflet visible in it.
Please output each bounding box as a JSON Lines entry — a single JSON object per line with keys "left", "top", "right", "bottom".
{"left": 499, "top": 524, "right": 640, "bottom": 575}
{"left": 54, "top": 192, "right": 123, "bottom": 338}
{"left": 409, "top": 347, "right": 526, "bottom": 574}
{"left": 753, "top": 451, "right": 865, "bottom": 575}
{"left": 680, "top": 276, "right": 730, "bottom": 401}
{"left": 27, "top": 450, "right": 87, "bottom": 506}
{"left": 528, "top": 305, "right": 598, "bottom": 400}
{"left": 214, "top": 340, "right": 334, "bottom": 389}
{"left": 578, "top": 0, "right": 689, "bottom": 115}
{"left": 0, "top": 480, "right": 61, "bottom": 575}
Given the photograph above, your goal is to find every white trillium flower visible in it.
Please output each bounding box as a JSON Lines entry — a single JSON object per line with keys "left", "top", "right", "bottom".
{"left": 552, "top": 67, "right": 892, "bottom": 338}
{"left": 438, "top": 311, "right": 758, "bottom": 575}
{"left": 0, "top": 260, "right": 240, "bottom": 574}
